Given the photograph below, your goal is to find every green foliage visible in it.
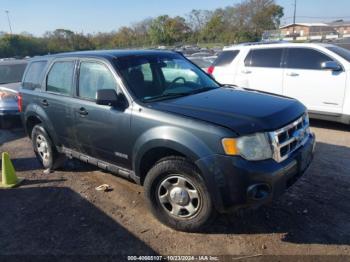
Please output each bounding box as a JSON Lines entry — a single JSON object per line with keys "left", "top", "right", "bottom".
{"left": 0, "top": 0, "right": 283, "bottom": 58}
{"left": 149, "top": 15, "right": 190, "bottom": 45}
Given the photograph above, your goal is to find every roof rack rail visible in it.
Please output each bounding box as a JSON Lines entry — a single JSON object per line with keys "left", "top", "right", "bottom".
{"left": 224, "top": 40, "right": 289, "bottom": 48}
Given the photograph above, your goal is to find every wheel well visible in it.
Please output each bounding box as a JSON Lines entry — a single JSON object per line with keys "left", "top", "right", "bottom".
{"left": 139, "top": 147, "right": 185, "bottom": 185}
{"left": 26, "top": 116, "right": 42, "bottom": 137}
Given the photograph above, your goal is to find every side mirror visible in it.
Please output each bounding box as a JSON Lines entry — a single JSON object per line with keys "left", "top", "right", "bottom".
{"left": 96, "top": 89, "right": 119, "bottom": 106}
{"left": 321, "top": 61, "right": 342, "bottom": 71}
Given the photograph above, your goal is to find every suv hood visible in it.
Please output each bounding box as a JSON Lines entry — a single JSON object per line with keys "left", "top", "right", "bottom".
{"left": 150, "top": 88, "right": 306, "bottom": 135}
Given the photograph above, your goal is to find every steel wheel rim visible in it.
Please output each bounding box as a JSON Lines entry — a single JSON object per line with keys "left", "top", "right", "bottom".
{"left": 36, "top": 134, "right": 50, "bottom": 161}
{"left": 157, "top": 175, "right": 201, "bottom": 218}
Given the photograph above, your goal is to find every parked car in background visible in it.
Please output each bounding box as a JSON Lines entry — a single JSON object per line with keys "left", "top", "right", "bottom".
{"left": 21, "top": 50, "right": 315, "bottom": 231}
{"left": 187, "top": 57, "right": 213, "bottom": 71}
{"left": 190, "top": 51, "right": 213, "bottom": 57}
{"left": 210, "top": 42, "right": 350, "bottom": 125}
{"left": 0, "top": 59, "right": 28, "bottom": 127}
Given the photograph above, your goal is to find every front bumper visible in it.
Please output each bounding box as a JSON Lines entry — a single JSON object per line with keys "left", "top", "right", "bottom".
{"left": 196, "top": 133, "right": 316, "bottom": 213}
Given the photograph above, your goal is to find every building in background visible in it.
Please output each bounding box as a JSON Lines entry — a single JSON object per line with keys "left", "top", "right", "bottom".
{"left": 280, "top": 23, "right": 335, "bottom": 38}
{"left": 263, "top": 20, "right": 350, "bottom": 42}
{"left": 329, "top": 21, "right": 350, "bottom": 36}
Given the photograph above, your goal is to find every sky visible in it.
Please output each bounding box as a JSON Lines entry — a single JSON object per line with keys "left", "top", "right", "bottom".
{"left": 0, "top": 0, "right": 350, "bottom": 36}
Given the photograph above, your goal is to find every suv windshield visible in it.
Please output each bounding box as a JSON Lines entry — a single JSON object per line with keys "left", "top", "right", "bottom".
{"left": 114, "top": 53, "right": 219, "bottom": 102}
{"left": 0, "top": 63, "right": 27, "bottom": 84}
{"left": 327, "top": 46, "right": 350, "bottom": 62}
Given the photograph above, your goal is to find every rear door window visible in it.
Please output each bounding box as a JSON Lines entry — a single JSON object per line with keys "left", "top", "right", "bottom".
{"left": 0, "top": 63, "right": 27, "bottom": 85}
{"left": 47, "top": 61, "right": 75, "bottom": 95}
{"left": 23, "top": 61, "right": 47, "bottom": 90}
{"left": 78, "top": 61, "right": 117, "bottom": 100}
{"left": 285, "top": 48, "right": 334, "bottom": 70}
{"left": 244, "top": 48, "right": 283, "bottom": 68}
{"left": 213, "top": 50, "right": 240, "bottom": 66}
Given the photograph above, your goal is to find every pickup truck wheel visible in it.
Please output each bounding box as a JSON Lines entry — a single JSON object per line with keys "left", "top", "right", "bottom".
{"left": 144, "top": 157, "right": 214, "bottom": 232}
{"left": 31, "top": 124, "right": 65, "bottom": 170}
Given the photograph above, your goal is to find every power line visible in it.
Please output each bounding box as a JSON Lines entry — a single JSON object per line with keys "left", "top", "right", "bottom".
{"left": 5, "top": 10, "right": 13, "bottom": 34}
{"left": 292, "top": 0, "right": 296, "bottom": 34}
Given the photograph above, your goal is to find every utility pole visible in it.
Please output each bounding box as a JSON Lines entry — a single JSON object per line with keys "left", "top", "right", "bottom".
{"left": 5, "top": 10, "right": 13, "bottom": 35}
{"left": 292, "top": 0, "right": 297, "bottom": 37}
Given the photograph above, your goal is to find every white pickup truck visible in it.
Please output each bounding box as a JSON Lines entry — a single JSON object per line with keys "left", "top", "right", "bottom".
{"left": 209, "top": 42, "right": 350, "bottom": 125}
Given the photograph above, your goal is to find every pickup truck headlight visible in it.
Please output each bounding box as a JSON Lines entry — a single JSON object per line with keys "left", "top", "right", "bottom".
{"left": 222, "top": 133, "right": 273, "bottom": 161}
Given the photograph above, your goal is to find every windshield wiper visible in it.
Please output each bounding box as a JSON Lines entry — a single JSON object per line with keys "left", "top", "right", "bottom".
{"left": 142, "top": 92, "right": 190, "bottom": 102}
{"left": 143, "top": 87, "right": 217, "bottom": 102}
{"left": 188, "top": 86, "right": 217, "bottom": 94}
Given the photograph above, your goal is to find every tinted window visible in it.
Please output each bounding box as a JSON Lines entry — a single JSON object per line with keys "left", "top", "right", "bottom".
{"left": 245, "top": 48, "right": 283, "bottom": 68}
{"left": 286, "top": 48, "right": 333, "bottom": 70}
{"left": 327, "top": 46, "right": 350, "bottom": 62}
{"left": 79, "top": 62, "right": 117, "bottom": 100}
{"left": 213, "top": 50, "right": 239, "bottom": 66}
{"left": 47, "top": 61, "right": 75, "bottom": 95}
{"left": 23, "top": 61, "right": 46, "bottom": 90}
{"left": 0, "top": 63, "right": 27, "bottom": 84}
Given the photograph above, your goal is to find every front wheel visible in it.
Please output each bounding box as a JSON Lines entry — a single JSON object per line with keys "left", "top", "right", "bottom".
{"left": 31, "top": 124, "right": 65, "bottom": 170}
{"left": 144, "top": 157, "right": 215, "bottom": 232}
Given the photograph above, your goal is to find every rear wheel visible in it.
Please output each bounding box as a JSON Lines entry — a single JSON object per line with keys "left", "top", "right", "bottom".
{"left": 31, "top": 124, "right": 65, "bottom": 170}
{"left": 144, "top": 157, "right": 215, "bottom": 232}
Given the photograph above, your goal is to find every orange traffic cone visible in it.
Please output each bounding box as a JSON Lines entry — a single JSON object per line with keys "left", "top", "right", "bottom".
{"left": 0, "top": 152, "right": 24, "bottom": 188}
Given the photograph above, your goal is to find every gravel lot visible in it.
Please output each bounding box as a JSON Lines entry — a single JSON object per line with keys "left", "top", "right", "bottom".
{"left": 0, "top": 120, "right": 350, "bottom": 261}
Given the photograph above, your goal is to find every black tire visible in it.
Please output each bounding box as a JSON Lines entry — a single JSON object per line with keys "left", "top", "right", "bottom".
{"left": 144, "top": 157, "right": 215, "bottom": 232}
{"left": 31, "top": 124, "right": 65, "bottom": 170}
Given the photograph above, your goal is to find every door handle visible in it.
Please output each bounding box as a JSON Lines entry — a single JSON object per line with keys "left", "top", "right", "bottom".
{"left": 241, "top": 69, "right": 252, "bottom": 74}
{"left": 286, "top": 72, "right": 299, "bottom": 77}
{"left": 78, "top": 107, "right": 88, "bottom": 116}
{"left": 41, "top": 99, "right": 49, "bottom": 107}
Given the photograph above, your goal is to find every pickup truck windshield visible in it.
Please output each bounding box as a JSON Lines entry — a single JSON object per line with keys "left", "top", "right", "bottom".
{"left": 0, "top": 63, "right": 27, "bottom": 84}
{"left": 114, "top": 53, "right": 219, "bottom": 102}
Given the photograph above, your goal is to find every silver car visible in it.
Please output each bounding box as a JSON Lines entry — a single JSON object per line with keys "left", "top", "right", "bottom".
{"left": 0, "top": 59, "right": 27, "bottom": 127}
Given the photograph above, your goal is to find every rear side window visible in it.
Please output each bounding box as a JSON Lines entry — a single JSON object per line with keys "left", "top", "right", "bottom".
{"left": 244, "top": 48, "right": 283, "bottom": 68}
{"left": 78, "top": 62, "right": 117, "bottom": 100}
{"left": 286, "top": 48, "right": 333, "bottom": 70}
{"left": 22, "top": 61, "right": 47, "bottom": 90}
{"left": 0, "top": 63, "right": 27, "bottom": 84}
{"left": 47, "top": 61, "right": 75, "bottom": 95}
{"left": 213, "top": 50, "right": 240, "bottom": 66}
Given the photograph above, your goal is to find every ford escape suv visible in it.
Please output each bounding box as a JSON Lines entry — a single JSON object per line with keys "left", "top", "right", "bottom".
{"left": 210, "top": 42, "right": 350, "bottom": 125}
{"left": 20, "top": 50, "right": 315, "bottom": 231}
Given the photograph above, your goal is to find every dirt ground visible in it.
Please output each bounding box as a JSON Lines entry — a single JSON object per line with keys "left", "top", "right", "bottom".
{"left": 0, "top": 119, "right": 350, "bottom": 261}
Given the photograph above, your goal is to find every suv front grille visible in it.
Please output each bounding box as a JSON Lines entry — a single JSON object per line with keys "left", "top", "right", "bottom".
{"left": 269, "top": 114, "right": 310, "bottom": 163}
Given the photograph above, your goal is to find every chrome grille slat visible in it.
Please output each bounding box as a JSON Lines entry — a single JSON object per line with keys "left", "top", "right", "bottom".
{"left": 269, "top": 114, "right": 310, "bottom": 163}
{"left": 278, "top": 137, "right": 297, "bottom": 148}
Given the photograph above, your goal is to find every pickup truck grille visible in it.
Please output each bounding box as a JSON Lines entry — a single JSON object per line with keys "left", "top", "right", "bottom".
{"left": 269, "top": 114, "right": 310, "bottom": 163}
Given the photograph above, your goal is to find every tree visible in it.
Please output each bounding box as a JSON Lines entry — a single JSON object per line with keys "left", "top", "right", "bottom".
{"left": 187, "top": 9, "right": 212, "bottom": 32}
{"left": 112, "top": 27, "right": 136, "bottom": 48}
{"left": 149, "top": 15, "right": 190, "bottom": 45}
{"left": 233, "top": 0, "right": 284, "bottom": 41}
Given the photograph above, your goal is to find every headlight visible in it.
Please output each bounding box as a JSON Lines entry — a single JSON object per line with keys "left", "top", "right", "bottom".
{"left": 0, "top": 90, "right": 18, "bottom": 100}
{"left": 222, "top": 133, "right": 273, "bottom": 161}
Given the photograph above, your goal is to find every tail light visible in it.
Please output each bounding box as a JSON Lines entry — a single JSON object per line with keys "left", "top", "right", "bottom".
{"left": 207, "top": 65, "right": 215, "bottom": 75}
{"left": 17, "top": 93, "right": 23, "bottom": 112}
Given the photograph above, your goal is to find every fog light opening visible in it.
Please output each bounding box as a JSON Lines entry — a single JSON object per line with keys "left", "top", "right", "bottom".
{"left": 247, "top": 184, "right": 271, "bottom": 201}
